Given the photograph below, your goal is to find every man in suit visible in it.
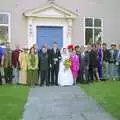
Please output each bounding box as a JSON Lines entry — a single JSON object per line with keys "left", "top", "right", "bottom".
{"left": 108, "top": 44, "right": 118, "bottom": 80}
{"left": 2, "top": 42, "right": 13, "bottom": 84}
{"left": 75, "top": 45, "right": 81, "bottom": 84}
{"left": 39, "top": 46, "right": 50, "bottom": 86}
{"left": 80, "top": 46, "right": 90, "bottom": 83}
{"left": 89, "top": 44, "right": 99, "bottom": 81}
{"left": 43, "top": 42, "right": 51, "bottom": 85}
{"left": 102, "top": 43, "right": 111, "bottom": 80}
{"left": 50, "top": 41, "right": 61, "bottom": 86}
{"left": 116, "top": 44, "right": 120, "bottom": 79}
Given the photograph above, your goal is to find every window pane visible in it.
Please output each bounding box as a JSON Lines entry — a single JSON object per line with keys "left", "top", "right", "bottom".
{"left": 85, "top": 28, "right": 93, "bottom": 44}
{"left": 0, "top": 14, "right": 8, "bottom": 24}
{"left": 94, "top": 29, "right": 102, "bottom": 43}
{"left": 94, "top": 19, "right": 101, "bottom": 27}
{"left": 85, "top": 18, "right": 93, "bottom": 27}
{"left": 0, "top": 26, "right": 8, "bottom": 43}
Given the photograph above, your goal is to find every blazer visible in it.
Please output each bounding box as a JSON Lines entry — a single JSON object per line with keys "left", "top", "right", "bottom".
{"left": 38, "top": 51, "right": 50, "bottom": 71}
{"left": 103, "top": 49, "right": 111, "bottom": 62}
{"left": 50, "top": 48, "right": 61, "bottom": 67}
{"left": 3, "top": 48, "right": 12, "bottom": 68}
{"left": 89, "top": 50, "right": 98, "bottom": 68}
{"left": 109, "top": 49, "right": 118, "bottom": 63}
{"left": 12, "top": 49, "right": 21, "bottom": 67}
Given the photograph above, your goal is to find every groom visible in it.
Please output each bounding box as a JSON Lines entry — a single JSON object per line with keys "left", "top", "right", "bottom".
{"left": 50, "top": 41, "right": 61, "bottom": 86}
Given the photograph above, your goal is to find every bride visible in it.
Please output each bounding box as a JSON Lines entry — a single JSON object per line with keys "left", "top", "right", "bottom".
{"left": 58, "top": 48, "right": 74, "bottom": 86}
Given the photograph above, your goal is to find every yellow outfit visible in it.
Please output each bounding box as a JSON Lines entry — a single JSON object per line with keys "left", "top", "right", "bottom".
{"left": 19, "top": 51, "right": 28, "bottom": 84}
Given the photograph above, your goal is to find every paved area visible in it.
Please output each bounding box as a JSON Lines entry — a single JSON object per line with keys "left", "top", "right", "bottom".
{"left": 22, "top": 86, "right": 116, "bottom": 120}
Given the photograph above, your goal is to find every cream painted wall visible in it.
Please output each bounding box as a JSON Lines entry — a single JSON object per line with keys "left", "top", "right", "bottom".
{"left": 0, "top": 0, "right": 120, "bottom": 49}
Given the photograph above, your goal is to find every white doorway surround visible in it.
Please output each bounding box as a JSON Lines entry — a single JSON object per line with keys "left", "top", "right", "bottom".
{"left": 24, "top": 1, "right": 77, "bottom": 48}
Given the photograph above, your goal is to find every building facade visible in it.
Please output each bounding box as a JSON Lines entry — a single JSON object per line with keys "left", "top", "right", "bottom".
{"left": 0, "top": 0, "right": 120, "bottom": 49}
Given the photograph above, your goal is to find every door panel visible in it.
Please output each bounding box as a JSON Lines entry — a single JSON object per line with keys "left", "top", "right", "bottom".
{"left": 37, "top": 26, "right": 63, "bottom": 49}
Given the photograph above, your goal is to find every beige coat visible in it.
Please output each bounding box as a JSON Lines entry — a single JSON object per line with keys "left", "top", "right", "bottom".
{"left": 19, "top": 51, "right": 28, "bottom": 70}
{"left": 19, "top": 51, "right": 28, "bottom": 84}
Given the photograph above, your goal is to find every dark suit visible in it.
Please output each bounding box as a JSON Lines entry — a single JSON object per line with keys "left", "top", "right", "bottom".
{"left": 89, "top": 50, "right": 98, "bottom": 81}
{"left": 39, "top": 51, "right": 50, "bottom": 86}
{"left": 80, "top": 51, "right": 89, "bottom": 83}
{"left": 50, "top": 48, "right": 61, "bottom": 85}
{"left": 76, "top": 52, "right": 81, "bottom": 83}
{"left": 103, "top": 49, "right": 111, "bottom": 62}
{"left": 46, "top": 49, "right": 51, "bottom": 85}
{"left": 109, "top": 49, "right": 118, "bottom": 64}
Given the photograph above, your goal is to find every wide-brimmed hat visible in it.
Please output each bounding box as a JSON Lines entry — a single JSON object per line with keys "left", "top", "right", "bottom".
{"left": 67, "top": 44, "right": 74, "bottom": 49}
{"left": 22, "top": 45, "right": 29, "bottom": 50}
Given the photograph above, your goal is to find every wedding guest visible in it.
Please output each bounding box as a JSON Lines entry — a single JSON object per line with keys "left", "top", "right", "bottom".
{"left": 70, "top": 49, "right": 79, "bottom": 85}
{"left": 75, "top": 45, "right": 81, "bottom": 83}
{"left": 102, "top": 43, "right": 111, "bottom": 80}
{"left": 0, "top": 43, "right": 5, "bottom": 85}
{"left": 2, "top": 42, "right": 13, "bottom": 84}
{"left": 0, "top": 69, "right": 2, "bottom": 85}
{"left": 0, "top": 42, "right": 6, "bottom": 83}
{"left": 96, "top": 43, "right": 103, "bottom": 80}
{"left": 42, "top": 42, "right": 51, "bottom": 85}
{"left": 79, "top": 45, "right": 85, "bottom": 83}
{"left": 87, "top": 44, "right": 92, "bottom": 82}
{"left": 19, "top": 47, "right": 28, "bottom": 85}
{"left": 68, "top": 45, "right": 74, "bottom": 56}
{"left": 32, "top": 44, "right": 38, "bottom": 54}
{"left": 108, "top": 44, "right": 118, "bottom": 80}
{"left": 27, "top": 47, "right": 38, "bottom": 87}
{"left": 116, "top": 44, "right": 120, "bottom": 79}
{"left": 12, "top": 44, "right": 21, "bottom": 84}
{"left": 39, "top": 46, "right": 49, "bottom": 86}
{"left": 80, "top": 45, "right": 90, "bottom": 83}
{"left": 0, "top": 43, "right": 6, "bottom": 59}
{"left": 89, "top": 44, "right": 99, "bottom": 81}
{"left": 50, "top": 41, "right": 61, "bottom": 86}
{"left": 84, "top": 45, "right": 90, "bottom": 83}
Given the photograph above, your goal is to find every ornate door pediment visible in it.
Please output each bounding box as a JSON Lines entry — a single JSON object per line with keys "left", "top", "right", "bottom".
{"left": 23, "top": 2, "right": 77, "bottom": 19}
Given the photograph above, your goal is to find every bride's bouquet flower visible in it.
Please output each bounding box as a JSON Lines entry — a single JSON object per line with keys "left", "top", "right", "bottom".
{"left": 64, "top": 59, "right": 72, "bottom": 70}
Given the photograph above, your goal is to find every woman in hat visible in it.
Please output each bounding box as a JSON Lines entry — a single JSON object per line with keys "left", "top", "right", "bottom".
{"left": 19, "top": 47, "right": 28, "bottom": 85}
{"left": 68, "top": 44, "right": 74, "bottom": 56}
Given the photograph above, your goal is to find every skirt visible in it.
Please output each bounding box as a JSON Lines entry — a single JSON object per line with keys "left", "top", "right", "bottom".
{"left": 27, "top": 69, "right": 38, "bottom": 86}
{"left": 19, "top": 70, "right": 27, "bottom": 84}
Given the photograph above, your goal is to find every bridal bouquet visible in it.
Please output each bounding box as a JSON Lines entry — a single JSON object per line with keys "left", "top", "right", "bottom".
{"left": 64, "top": 59, "right": 72, "bottom": 70}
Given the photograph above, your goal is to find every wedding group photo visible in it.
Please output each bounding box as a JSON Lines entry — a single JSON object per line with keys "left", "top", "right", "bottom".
{"left": 0, "top": 0, "right": 120, "bottom": 120}
{"left": 0, "top": 41, "right": 120, "bottom": 87}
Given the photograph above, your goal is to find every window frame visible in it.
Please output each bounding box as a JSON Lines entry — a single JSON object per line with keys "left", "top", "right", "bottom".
{"left": 0, "top": 12, "right": 11, "bottom": 43}
{"left": 84, "top": 17, "right": 103, "bottom": 45}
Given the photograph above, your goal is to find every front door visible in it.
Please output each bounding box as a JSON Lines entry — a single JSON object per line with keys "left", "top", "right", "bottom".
{"left": 37, "top": 26, "right": 63, "bottom": 49}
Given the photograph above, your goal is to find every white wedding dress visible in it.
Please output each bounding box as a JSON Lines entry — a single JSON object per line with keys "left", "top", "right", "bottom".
{"left": 58, "top": 51, "right": 74, "bottom": 86}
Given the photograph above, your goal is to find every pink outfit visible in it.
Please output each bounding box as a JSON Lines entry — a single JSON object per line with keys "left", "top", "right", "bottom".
{"left": 70, "top": 55, "right": 80, "bottom": 79}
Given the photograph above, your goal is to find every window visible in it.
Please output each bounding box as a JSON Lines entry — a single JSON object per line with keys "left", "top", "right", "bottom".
{"left": 0, "top": 13, "right": 10, "bottom": 43}
{"left": 84, "top": 17, "right": 103, "bottom": 45}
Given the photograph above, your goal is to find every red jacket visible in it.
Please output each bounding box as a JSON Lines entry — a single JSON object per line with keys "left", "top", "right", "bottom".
{"left": 12, "top": 49, "right": 21, "bottom": 67}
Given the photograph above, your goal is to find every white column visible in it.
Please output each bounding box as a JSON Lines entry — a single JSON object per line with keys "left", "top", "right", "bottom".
{"left": 67, "top": 19, "right": 73, "bottom": 45}
{"left": 28, "top": 17, "right": 34, "bottom": 49}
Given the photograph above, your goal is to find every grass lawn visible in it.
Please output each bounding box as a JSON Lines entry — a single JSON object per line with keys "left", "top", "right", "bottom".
{"left": 80, "top": 81, "right": 120, "bottom": 120}
{"left": 0, "top": 85, "right": 29, "bottom": 120}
